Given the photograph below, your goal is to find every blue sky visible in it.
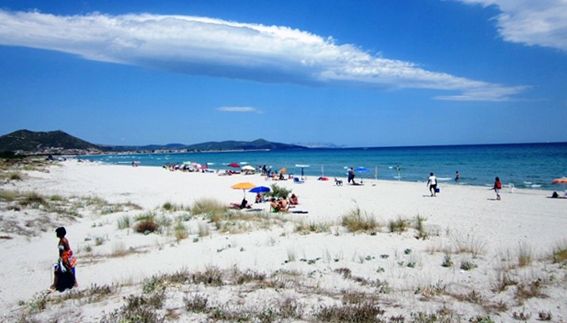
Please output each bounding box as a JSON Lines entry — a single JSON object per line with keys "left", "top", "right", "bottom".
{"left": 1, "top": 0, "right": 566, "bottom": 147}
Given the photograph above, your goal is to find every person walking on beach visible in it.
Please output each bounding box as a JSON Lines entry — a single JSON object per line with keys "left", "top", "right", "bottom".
{"left": 493, "top": 176, "right": 502, "bottom": 200}
{"left": 427, "top": 172, "right": 437, "bottom": 197}
{"left": 50, "top": 227, "right": 77, "bottom": 292}
{"left": 455, "top": 171, "right": 460, "bottom": 183}
{"left": 347, "top": 167, "right": 355, "bottom": 184}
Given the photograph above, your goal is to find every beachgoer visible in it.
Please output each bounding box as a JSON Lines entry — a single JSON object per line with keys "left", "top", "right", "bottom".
{"left": 427, "top": 172, "right": 437, "bottom": 197}
{"left": 455, "top": 171, "right": 460, "bottom": 183}
{"left": 551, "top": 191, "right": 559, "bottom": 198}
{"left": 255, "top": 193, "right": 263, "bottom": 203}
{"left": 347, "top": 167, "right": 355, "bottom": 184}
{"left": 270, "top": 198, "right": 280, "bottom": 212}
{"left": 51, "top": 227, "right": 77, "bottom": 292}
{"left": 289, "top": 194, "right": 299, "bottom": 205}
{"left": 239, "top": 198, "right": 249, "bottom": 209}
{"left": 278, "top": 198, "right": 289, "bottom": 212}
{"left": 493, "top": 177, "right": 502, "bottom": 200}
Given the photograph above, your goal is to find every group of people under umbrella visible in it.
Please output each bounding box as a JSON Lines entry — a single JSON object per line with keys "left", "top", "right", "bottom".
{"left": 230, "top": 182, "right": 299, "bottom": 212}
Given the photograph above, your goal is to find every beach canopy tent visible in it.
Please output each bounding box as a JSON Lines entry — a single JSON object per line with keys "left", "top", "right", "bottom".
{"left": 249, "top": 186, "right": 270, "bottom": 193}
{"left": 231, "top": 182, "right": 256, "bottom": 198}
{"left": 295, "top": 164, "right": 310, "bottom": 177}
{"left": 241, "top": 165, "right": 255, "bottom": 171}
{"left": 228, "top": 162, "right": 240, "bottom": 168}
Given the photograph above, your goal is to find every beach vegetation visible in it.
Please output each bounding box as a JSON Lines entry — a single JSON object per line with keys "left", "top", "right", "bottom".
{"left": 162, "top": 201, "right": 187, "bottom": 212}
{"left": 191, "top": 266, "right": 223, "bottom": 286}
{"left": 315, "top": 302, "right": 385, "bottom": 322}
{"left": 294, "top": 221, "right": 331, "bottom": 234}
{"left": 20, "top": 192, "right": 49, "bottom": 208}
{"left": 233, "top": 268, "right": 266, "bottom": 285}
{"left": 512, "top": 311, "right": 531, "bottom": 321}
{"left": 515, "top": 278, "right": 546, "bottom": 303}
{"left": 388, "top": 216, "right": 409, "bottom": 233}
{"left": 538, "top": 311, "right": 552, "bottom": 321}
{"left": 460, "top": 260, "right": 477, "bottom": 271}
{"left": 441, "top": 254, "right": 453, "bottom": 267}
{"left": 94, "top": 236, "right": 105, "bottom": 246}
{"left": 517, "top": 241, "right": 533, "bottom": 267}
{"left": 174, "top": 221, "right": 188, "bottom": 241}
{"left": 134, "top": 212, "right": 159, "bottom": 234}
{"left": 190, "top": 198, "right": 226, "bottom": 220}
{"left": 414, "top": 215, "right": 429, "bottom": 239}
{"left": 452, "top": 233, "right": 486, "bottom": 257}
{"left": 6, "top": 172, "right": 23, "bottom": 181}
{"left": 117, "top": 215, "right": 131, "bottom": 229}
{"left": 341, "top": 207, "right": 379, "bottom": 233}
{"left": 184, "top": 293, "right": 209, "bottom": 313}
{"left": 101, "top": 290, "right": 165, "bottom": 323}
{"left": 266, "top": 184, "right": 291, "bottom": 199}
{"left": 492, "top": 268, "right": 517, "bottom": 292}
{"left": 551, "top": 241, "right": 567, "bottom": 263}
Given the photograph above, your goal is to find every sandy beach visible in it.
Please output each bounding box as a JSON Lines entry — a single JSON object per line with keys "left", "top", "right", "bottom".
{"left": 1, "top": 160, "right": 566, "bottom": 322}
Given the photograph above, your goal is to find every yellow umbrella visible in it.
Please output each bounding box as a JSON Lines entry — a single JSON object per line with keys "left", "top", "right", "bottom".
{"left": 231, "top": 182, "right": 256, "bottom": 198}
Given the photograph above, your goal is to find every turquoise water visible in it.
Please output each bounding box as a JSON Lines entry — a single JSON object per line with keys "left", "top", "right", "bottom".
{"left": 81, "top": 143, "right": 567, "bottom": 190}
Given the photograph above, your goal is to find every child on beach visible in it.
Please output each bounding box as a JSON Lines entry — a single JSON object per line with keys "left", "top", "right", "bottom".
{"left": 493, "top": 177, "right": 502, "bottom": 200}
{"left": 50, "top": 227, "right": 77, "bottom": 292}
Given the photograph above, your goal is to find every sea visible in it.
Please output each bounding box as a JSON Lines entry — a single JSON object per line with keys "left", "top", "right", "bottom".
{"left": 80, "top": 143, "right": 567, "bottom": 190}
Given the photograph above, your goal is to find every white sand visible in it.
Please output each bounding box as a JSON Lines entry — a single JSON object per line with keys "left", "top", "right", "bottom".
{"left": 1, "top": 160, "right": 566, "bottom": 321}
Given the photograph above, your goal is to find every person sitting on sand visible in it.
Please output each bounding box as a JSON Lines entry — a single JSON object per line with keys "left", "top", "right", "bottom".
{"left": 270, "top": 198, "right": 280, "bottom": 212}
{"left": 255, "top": 193, "right": 263, "bottom": 203}
{"left": 230, "top": 198, "right": 251, "bottom": 209}
{"left": 51, "top": 227, "right": 77, "bottom": 292}
{"left": 289, "top": 194, "right": 299, "bottom": 205}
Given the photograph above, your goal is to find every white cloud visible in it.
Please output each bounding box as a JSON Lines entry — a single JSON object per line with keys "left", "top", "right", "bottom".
{"left": 216, "top": 106, "right": 259, "bottom": 113}
{"left": 457, "top": 0, "right": 567, "bottom": 52}
{"left": 0, "top": 10, "right": 525, "bottom": 101}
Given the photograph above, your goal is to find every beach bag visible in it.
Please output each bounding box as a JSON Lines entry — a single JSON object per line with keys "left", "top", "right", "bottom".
{"left": 435, "top": 187, "right": 440, "bottom": 193}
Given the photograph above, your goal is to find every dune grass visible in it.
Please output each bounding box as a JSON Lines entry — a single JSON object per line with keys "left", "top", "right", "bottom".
{"left": 341, "top": 207, "right": 379, "bottom": 233}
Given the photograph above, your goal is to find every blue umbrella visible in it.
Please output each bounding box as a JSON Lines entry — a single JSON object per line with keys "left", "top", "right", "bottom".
{"left": 249, "top": 186, "right": 271, "bottom": 193}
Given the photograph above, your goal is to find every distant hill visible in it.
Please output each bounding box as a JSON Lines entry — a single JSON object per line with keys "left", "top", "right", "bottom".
{"left": 105, "top": 139, "right": 305, "bottom": 152}
{"left": 0, "top": 130, "right": 100, "bottom": 152}
{"left": 0, "top": 130, "right": 307, "bottom": 154}
{"left": 185, "top": 139, "right": 305, "bottom": 151}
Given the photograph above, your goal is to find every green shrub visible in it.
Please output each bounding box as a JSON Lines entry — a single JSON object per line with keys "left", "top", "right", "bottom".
{"left": 174, "top": 222, "right": 188, "bottom": 241}
{"left": 266, "top": 184, "right": 291, "bottom": 199}
{"left": 191, "top": 198, "right": 226, "bottom": 219}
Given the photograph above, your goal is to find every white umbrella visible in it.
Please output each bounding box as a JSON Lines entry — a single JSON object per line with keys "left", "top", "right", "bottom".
{"left": 241, "top": 165, "right": 255, "bottom": 171}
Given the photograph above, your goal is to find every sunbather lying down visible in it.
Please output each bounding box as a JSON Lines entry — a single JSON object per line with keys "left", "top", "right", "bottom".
{"left": 230, "top": 198, "right": 251, "bottom": 209}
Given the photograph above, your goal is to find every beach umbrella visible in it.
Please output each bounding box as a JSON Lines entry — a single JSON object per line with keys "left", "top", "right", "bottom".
{"left": 249, "top": 186, "right": 270, "bottom": 193}
{"left": 295, "top": 164, "right": 310, "bottom": 177}
{"left": 228, "top": 162, "right": 240, "bottom": 168}
{"left": 231, "top": 182, "right": 255, "bottom": 198}
{"left": 241, "top": 165, "right": 255, "bottom": 171}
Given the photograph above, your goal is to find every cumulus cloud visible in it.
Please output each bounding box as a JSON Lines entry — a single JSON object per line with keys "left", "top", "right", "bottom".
{"left": 457, "top": 0, "right": 567, "bottom": 52}
{"left": 0, "top": 10, "right": 525, "bottom": 101}
{"left": 216, "top": 106, "right": 259, "bottom": 113}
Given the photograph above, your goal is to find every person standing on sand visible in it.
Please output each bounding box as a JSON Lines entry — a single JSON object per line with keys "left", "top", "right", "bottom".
{"left": 427, "top": 172, "right": 437, "bottom": 197}
{"left": 347, "top": 167, "right": 355, "bottom": 184}
{"left": 51, "top": 227, "right": 77, "bottom": 292}
{"left": 493, "top": 177, "right": 502, "bottom": 200}
{"left": 455, "top": 171, "right": 460, "bottom": 183}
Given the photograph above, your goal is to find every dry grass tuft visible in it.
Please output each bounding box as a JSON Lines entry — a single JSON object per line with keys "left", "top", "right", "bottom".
{"left": 315, "top": 302, "right": 385, "bottom": 322}
{"left": 341, "top": 207, "right": 379, "bottom": 233}
{"left": 388, "top": 216, "right": 409, "bottom": 233}
{"left": 517, "top": 242, "right": 533, "bottom": 267}
{"left": 515, "top": 279, "right": 547, "bottom": 303}
{"left": 452, "top": 233, "right": 486, "bottom": 257}
{"left": 190, "top": 198, "right": 226, "bottom": 219}
{"left": 134, "top": 212, "right": 159, "bottom": 234}
{"left": 551, "top": 241, "right": 567, "bottom": 263}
